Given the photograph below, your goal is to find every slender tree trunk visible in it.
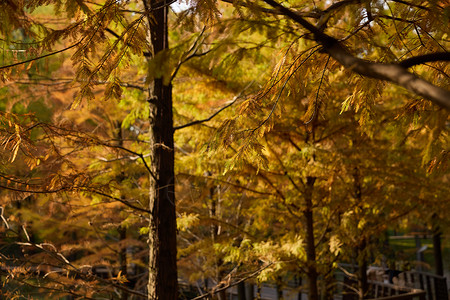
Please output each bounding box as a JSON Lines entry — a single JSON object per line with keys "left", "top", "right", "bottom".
{"left": 276, "top": 276, "right": 284, "bottom": 300}
{"left": 296, "top": 275, "right": 302, "bottom": 300}
{"left": 304, "top": 176, "right": 318, "bottom": 300}
{"left": 144, "top": 1, "right": 178, "bottom": 299}
{"left": 119, "top": 226, "right": 129, "bottom": 300}
{"left": 114, "top": 121, "right": 131, "bottom": 300}
{"left": 210, "top": 185, "right": 227, "bottom": 300}
{"left": 246, "top": 282, "right": 254, "bottom": 300}
{"left": 357, "top": 241, "right": 368, "bottom": 300}
{"left": 353, "top": 167, "right": 368, "bottom": 299}
{"left": 238, "top": 281, "right": 247, "bottom": 300}
{"left": 432, "top": 224, "right": 444, "bottom": 276}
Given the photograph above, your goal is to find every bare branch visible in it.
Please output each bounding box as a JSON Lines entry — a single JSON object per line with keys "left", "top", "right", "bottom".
{"left": 399, "top": 52, "right": 450, "bottom": 69}
{"left": 0, "top": 42, "right": 80, "bottom": 71}
{"left": 174, "top": 81, "right": 254, "bottom": 131}
{"left": 84, "top": 188, "right": 151, "bottom": 213}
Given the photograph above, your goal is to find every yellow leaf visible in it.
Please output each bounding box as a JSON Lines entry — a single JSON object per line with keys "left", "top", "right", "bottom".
{"left": 10, "top": 143, "right": 20, "bottom": 162}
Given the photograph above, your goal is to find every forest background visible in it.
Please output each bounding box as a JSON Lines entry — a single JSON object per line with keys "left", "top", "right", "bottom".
{"left": 0, "top": 0, "right": 449, "bottom": 299}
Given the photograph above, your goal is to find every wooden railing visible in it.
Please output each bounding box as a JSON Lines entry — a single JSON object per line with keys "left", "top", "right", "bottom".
{"left": 392, "top": 271, "right": 448, "bottom": 300}
{"left": 367, "top": 281, "right": 426, "bottom": 300}
{"left": 342, "top": 270, "right": 448, "bottom": 300}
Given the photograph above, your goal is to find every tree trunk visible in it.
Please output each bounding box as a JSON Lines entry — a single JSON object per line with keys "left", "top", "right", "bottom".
{"left": 353, "top": 167, "right": 368, "bottom": 299}
{"left": 295, "top": 276, "right": 302, "bottom": 300}
{"left": 246, "top": 282, "right": 254, "bottom": 300}
{"left": 432, "top": 224, "right": 444, "bottom": 276}
{"left": 119, "top": 226, "right": 129, "bottom": 300}
{"left": 304, "top": 176, "right": 318, "bottom": 300}
{"left": 238, "top": 281, "right": 247, "bottom": 300}
{"left": 276, "top": 276, "right": 284, "bottom": 300}
{"left": 208, "top": 180, "right": 227, "bottom": 300}
{"left": 144, "top": 0, "right": 178, "bottom": 299}
{"left": 357, "top": 244, "right": 368, "bottom": 300}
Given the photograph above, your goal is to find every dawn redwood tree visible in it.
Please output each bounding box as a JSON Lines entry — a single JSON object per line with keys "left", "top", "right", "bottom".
{"left": 1, "top": 0, "right": 449, "bottom": 299}
{"left": 143, "top": 0, "right": 178, "bottom": 298}
{"left": 0, "top": 0, "right": 269, "bottom": 298}
{"left": 0, "top": 0, "right": 183, "bottom": 299}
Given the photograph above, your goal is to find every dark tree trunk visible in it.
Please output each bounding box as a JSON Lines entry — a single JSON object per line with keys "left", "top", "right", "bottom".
{"left": 144, "top": 0, "right": 178, "bottom": 299}
{"left": 246, "top": 282, "right": 254, "bottom": 300}
{"left": 357, "top": 245, "right": 368, "bottom": 300}
{"left": 276, "top": 276, "right": 284, "bottom": 300}
{"left": 238, "top": 281, "right": 247, "bottom": 300}
{"left": 208, "top": 181, "right": 227, "bottom": 300}
{"left": 432, "top": 224, "right": 444, "bottom": 276}
{"left": 304, "top": 176, "right": 318, "bottom": 300}
{"left": 296, "top": 276, "right": 302, "bottom": 300}
{"left": 114, "top": 122, "right": 131, "bottom": 300}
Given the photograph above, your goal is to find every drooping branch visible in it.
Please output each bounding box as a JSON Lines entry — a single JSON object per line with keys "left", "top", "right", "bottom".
{"left": 260, "top": 0, "right": 450, "bottom": 110}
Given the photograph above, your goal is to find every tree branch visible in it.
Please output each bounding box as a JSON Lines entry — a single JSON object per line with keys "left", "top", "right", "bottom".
{"left": 0, "top": 42, "right": 80, "bottom": 71}
{"left": 174, "top": 81, "right": 253, "bottom": 131}
{"left": 261, "top": 0, "right": 450, "bottom": 110}
{"left": 328, "top": 44, "right": 450, "bottom": 109}
{"left": 220, "top": 0, "right": 319, "bottom": 17}
{"left": 399, "top": 52, "right": 450, "bottom": 69}
{"left": 174, "top": 97, "right": 239, "bottom": 131}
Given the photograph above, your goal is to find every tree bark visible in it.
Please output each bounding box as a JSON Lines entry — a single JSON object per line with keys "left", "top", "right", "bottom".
{"left": 432, "top": 224, "right": 444, "bottom": 276}
{"left": 144, "top": 0, "right": 178, "bottom": 299}
{"left": 246, "top": 282, "right": 254, "bottom": 300}
{"left": 276, "top": 276, "right": 284, "bottom": 300}
{"left": 357, "top": 240, "right": 368, "bottom": 300}
{"left": 238, "top": 281, "right": 247, "bottom": 300}
{"left": 295, "top": 276, "right": 302, "bottom": 300}
{"left": 304, "top": 176, "right": 318, "bottom": 300}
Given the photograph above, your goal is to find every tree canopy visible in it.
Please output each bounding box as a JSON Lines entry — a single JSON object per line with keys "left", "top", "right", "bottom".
{"left": 0, "top": 0, "right": 449, "bottom": 299}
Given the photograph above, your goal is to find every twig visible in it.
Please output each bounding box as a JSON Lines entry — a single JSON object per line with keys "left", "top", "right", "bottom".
{"left": 174, "top": 81, "right": 254, "bottom": 131}
{"left": 0, "top": 42, "right": 80, "bottom": 71}
{"left": 250, "top": 47, "right": 320, "bottom": 133}
{"left": 302, "top": 55, "right": 330, "bottom": 126}
{"left": 191, "top": 263, "right": 273, "bottom": 300}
